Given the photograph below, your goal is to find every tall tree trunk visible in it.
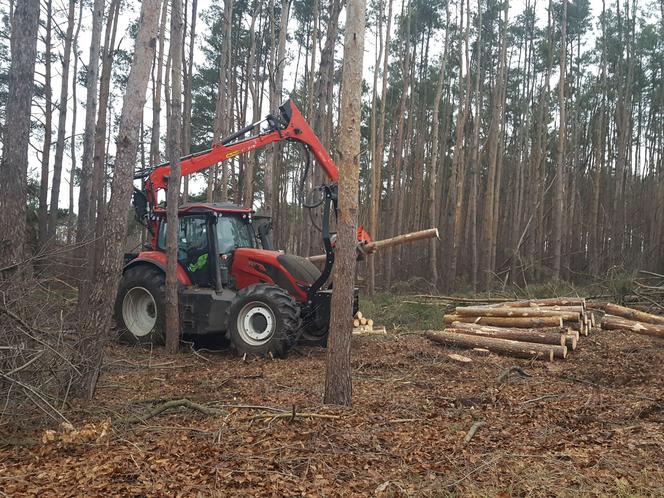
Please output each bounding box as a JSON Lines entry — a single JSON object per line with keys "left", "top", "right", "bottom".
{"left": 469, "top": 0, "right": 482, "bottom": 291}
{"left": 166, "top": 0, "right": 183, "bottom": 354}
{"left": 47, "top": 0, "right": 77, "bottom": 243}
{"left": 480, "top": 0, "right": 509, "bottom": 289}
{"left": 90, "top": 0, "right": 121, "bottom": 270}
{"left": 76, "top": 0, "right": 160, "bottom": 398}
{"left": 325, "top": 0, "right": 366, "bottom": 407}
{"left": 38, "top": 0, "right": 52, "bottom": 249}
{"left": 367, "top": 0, "right": 392, "bottom": 295}
{"left": 67, "top": 0, "right": 83, "bottom": 245}
{"left": 75, "top": 0, "right": 105, "bottom": 252}
{"left": 427, "top": 1, "right": 450, "bottom": 290}
{"left": 209, "top": 0, "right": 233, "bottom": 202}
{"left": 307, "top": 0, "right": 341, "bottom": 256}
{"left": 0, "top": 0, "right": 40, "bottom": 268}
{"left": 181, "top": 0, "right": 197, "bottom": 202}
{"left": 385, "top": 0, "right": 411, "bottom": 288}
{"left": 590, "top": 0, "right": 608, "bottom": 275}
{"left": 447, "top": 0, "right": 473, "bottom": 289}
{"left": 552, "top": 0, "right": 567, "bottom": 280}
{"left": 150, "top": 0, "right": 169, "bottom": 169}
{"left": 242, "top": 0, "right": 261, "bottom": 208}
{"left": 266, "top": 0, "right": 290, "bottom": 236}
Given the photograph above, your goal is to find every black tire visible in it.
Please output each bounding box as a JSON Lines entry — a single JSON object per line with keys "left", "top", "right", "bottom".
{"left": 114, "top": 265, "right": 166, "bottom": 345}
{"left": 227, "top": 283, "right": 301, "bottom": 357}
{"left": 298, "top": 291, "right": 358, "bottom": 347}
{"left": 299, "top": 323, "right": 329, "bottom": 347}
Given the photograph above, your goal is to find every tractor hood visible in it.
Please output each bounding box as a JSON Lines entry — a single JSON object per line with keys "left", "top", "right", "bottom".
{"left": 231, "top": 248, "right": 322, "bottom": 302}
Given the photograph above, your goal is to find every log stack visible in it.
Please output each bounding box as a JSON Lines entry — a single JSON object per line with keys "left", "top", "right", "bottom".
{"left": 352, "top": 311, "right": 386, "bottom": 335}
{"left": 427, "top": 297, "right": 592, "bottom": 362}
{"left": 600, "top": 303, "right": 664, "bottom": 339}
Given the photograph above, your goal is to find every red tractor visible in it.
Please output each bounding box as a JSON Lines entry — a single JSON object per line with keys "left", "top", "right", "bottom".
{"left": 115, "top": 101, "right": 368, "bottom": 356}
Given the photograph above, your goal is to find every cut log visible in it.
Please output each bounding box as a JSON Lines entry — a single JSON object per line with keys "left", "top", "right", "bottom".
{"left": 455, "top": 306, "right": 580, "bottom": 321}
{"left": 353, "top": 319, "right": 360, "bottom": 327}
{"left": 564, "top": 319, "right": 587, "bottom": 336}
{"left": 449, "top": 322, "right": 566, "bottom": 346}
{"left": 471, "top": 348, "right": 491, "bottom": 356}
{"left": 359, "top": 318, "right": 368, "bottom": 326}
{"left": 367, "top": 319, "right": 374, "bottom": 327}
{"left": 355, "top": 311, "right": 363, "bottom": 320}
{"left": 488, "top": 297, "right": 586, "bottom": 309}
{"left": 600, "top": 316, "right": 664, "bottom": 339}
{"left": 604, "top": 303, "right": 664, "bottom": 326}
{"left": 425, "top": 330, "right": 561, "bottom": 362}
{"left": 308, "top": 228, "right": 439, "bottom": 263}
{"left": 564, "top": 333, "right": 578, "bottom": 350}
{"left": 448, "top": 353, "right": 473, "bottom": 363}
{"left": 444, "top": 314, "right": 563, "bottom": 328}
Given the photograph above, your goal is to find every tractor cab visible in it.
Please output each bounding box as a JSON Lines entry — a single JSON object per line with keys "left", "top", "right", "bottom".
{"left": 153, "top": 203, "right": 262, "bottom": 288}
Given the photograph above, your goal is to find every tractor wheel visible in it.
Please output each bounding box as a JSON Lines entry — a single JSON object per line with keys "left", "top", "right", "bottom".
{"left": 299, "top": 324, "right": 329, "bottom": 347}
{"left": 227, "top": 284, "right": 301, "bottom": 357}
{"left": 114, "top": 265, "right": 166, "bottom": 345}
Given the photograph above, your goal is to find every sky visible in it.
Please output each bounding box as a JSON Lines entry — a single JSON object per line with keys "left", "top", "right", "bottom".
{"left": 21, "top": 0, "right": 608, "bottom": 212}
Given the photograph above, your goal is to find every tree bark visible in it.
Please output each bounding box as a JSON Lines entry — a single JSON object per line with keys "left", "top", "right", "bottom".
{"left": 427, "top": 1, "right": 449, "bottom": 290}
{"left": 181, "top": 0, "right": 197, "bottom": 202}
{"left": 367, "top": 0, "right": 393, "bottom": 295}
{"left": 165, "top": 0, "right": 183, "bottom": 354}
{"left": 150, "top": 0, "right": 169, "bottom": 169}
{"left": 425, "top": 331, "right": 561, "bottom": 361}
{"left": 552, "top": 0, "right": 567, "bottom": 280}
{"left": 209, "top": 0, "right": 233, "bottom": 202}
{"left": 324, "top": 0, "right": 366, "bottom": 407}
{"left": 0, "top": 0, "right": 40, "bottom": 268}
{"left": 67, "top": 0, "right": 83, "bottom": 245}
{"left": 38, "top": 0, "right": 52, "bottom": 249}
{"left": 601, "top": 316, "right": 664, "bottom": 339}
{"left": 242, "top": 1, "right": 261, "bottom": 208}
{"left": 604, "top": 303, "right": 664, "bottom": 326}
{"left": 455, "top": 306, "right": 580, "bottom": 321}
{"left": 443, "top": 315, "right": 563, "bottom": 328}
{"left": 90, "top": 0, "right": 121, "bottom": 269}
{"left": 47, "top": 0, "right": 77, "bottom": 242}
{"left": 75, "top": 0, "right": 105, "bottom": 252}
{"left": 448, "top": 322, "right": 567, "bottom": 346}
{"left": 265, "top": 0, "right": 290, "bottom": 235}
{"left": 76, "top": 0, "right": 160, "bottom": 398}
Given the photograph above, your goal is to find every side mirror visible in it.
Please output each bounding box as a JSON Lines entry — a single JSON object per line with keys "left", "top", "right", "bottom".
{"left": 257, "top": 221, "right": 275, "bottom": 251}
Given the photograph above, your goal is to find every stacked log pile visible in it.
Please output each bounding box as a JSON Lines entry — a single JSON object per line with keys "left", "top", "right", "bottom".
{"left": 427, "top": 297, "right": 592, "bottom": 362}
{"left": 352, "top": 311, "right": 386, "bottom": 335}
{"left": 600, "top": 303, "right": 664, "bottom": 339}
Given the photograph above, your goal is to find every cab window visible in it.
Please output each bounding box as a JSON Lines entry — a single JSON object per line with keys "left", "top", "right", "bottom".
{"left": 158, "top": 216, "right": 209, "bottom": 262}
{"left": 217, "top": 216, "right": 255, "bottom": 253}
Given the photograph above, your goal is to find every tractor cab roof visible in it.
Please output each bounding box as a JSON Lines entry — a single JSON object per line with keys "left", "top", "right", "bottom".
{"left": 153, "top": 202, "right": 253, "bottom": 217}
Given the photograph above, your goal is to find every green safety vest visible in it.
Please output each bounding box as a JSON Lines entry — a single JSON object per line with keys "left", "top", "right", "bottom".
{"left": 187, "top": 253, "right": 208, "bottom": 272}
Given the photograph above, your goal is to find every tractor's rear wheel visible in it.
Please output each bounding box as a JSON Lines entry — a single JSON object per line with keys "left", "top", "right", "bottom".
{"left": 227, "top": 284, "right": 301, "bottom": 357}
{"left": 114, "top": 265, "right": 166, "bottom": 345}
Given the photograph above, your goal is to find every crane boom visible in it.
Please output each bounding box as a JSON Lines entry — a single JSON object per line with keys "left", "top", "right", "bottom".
{"left": 137, "top": 100, "right": 339, "bottom": 208}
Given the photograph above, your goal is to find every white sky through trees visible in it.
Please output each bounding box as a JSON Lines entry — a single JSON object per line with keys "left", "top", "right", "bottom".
{"left": 21, "top": 0, "right": 608, "bottom": 211}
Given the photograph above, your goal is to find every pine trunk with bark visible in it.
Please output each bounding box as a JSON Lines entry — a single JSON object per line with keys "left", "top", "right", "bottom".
{"left": 324, "top": 0, "right": 366, "bottom": 407}
{"left": 0, "top": 0, "right": 40, "bottom": 268}
{"left": 76, "top": 0, "right": 161, "bottom": 398}
{"left": 165, "top": 0, "right": 184, "bottom": 353}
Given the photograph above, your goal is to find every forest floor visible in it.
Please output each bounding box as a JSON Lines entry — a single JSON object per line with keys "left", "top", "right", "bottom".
{"left": 2, "top": 300, "right": 664, "bottom": 496}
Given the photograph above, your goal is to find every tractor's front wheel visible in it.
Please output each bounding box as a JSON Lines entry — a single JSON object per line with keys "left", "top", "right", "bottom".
{"left": 114, "top": 265, "right": 166, "bottom": 345}
{"left": 227, "top": 284, "right": 301, "bottom": 357}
